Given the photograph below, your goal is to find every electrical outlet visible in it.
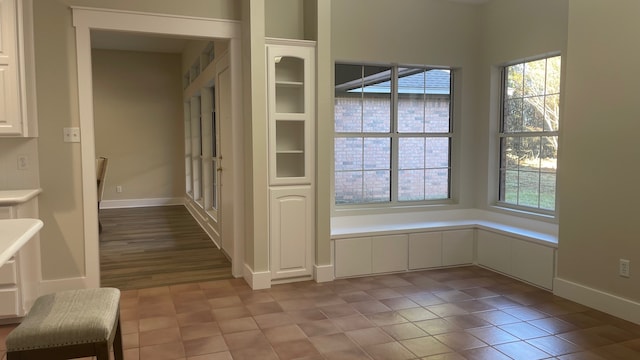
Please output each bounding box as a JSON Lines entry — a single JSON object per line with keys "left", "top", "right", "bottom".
{"left": 116, "top": 186, "right": 123, "bottom": 193}
{"left": 63, "top": 127, "right": 80, "bottom": 143}
{"left": 620, "top": 259, "right": 630, "bottom": 278}
{"left": 17, "top": 155, "right": 28, "bottom": 170}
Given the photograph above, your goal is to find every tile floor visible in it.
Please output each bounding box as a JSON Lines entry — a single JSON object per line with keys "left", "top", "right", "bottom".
{"left": 1, "top": 266, "right": 640, "bottom": 359}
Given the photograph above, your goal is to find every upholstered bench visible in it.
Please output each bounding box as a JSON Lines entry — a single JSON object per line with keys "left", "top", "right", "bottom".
{"left": 6, "top": 288, "right": 123, "bottom": 360}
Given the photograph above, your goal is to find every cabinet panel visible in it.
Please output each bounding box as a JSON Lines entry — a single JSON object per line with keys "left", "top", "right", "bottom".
{"left": 372, "top": 235, "right": 408, "bottom": 274}
{"left": 477, "top": 230, "right": 511, "bottom": 274}
{"left": 408, "top": 232, "right": 442, "bottom": 270}
{"left": 0, "top": 259, "right": 17, "bottom": 285}
{"left": 270, "top": 187, "right": 313, "bottom": 279}
{"left": 442, "top": 230, "right": 474, "bottom": 266}
{"left": 267, "top": 42, "right": 315, "bottom": 185}
{"left": 511, "top": 239, "right": 555, "bottom": 289}
{"left": 0, "top": 289, "right": 18, "bottom": 316}
{"left": 0, "top": 0, "right": 36, "bottom": 137}
{"left": 0, "top": 207, "right": 11, "bottom": 219}
{"left": 335, "top": 237, "right": 371, "bottom": 278}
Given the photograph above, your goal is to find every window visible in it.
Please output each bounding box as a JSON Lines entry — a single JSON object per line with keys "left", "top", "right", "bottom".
{"left": 334, "top": 64, "right": 452, "bottom": 206}
{"left": 499, "top": 55, "right": 561, "bottom": 212}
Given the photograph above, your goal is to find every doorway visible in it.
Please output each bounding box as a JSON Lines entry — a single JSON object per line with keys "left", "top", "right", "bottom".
{"left": 73, "top": 8, "right": 245, "bottom": 288}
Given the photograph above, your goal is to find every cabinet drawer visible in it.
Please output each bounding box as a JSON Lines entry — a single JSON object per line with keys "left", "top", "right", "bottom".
{"left": 0, "top": 260, "right": 17, "bottom": 285}
{"left": 0, "top": 289, "right": 19, "bottom": 317}
{"left": 0, "top": 207, "right": 11, "bottom": 219}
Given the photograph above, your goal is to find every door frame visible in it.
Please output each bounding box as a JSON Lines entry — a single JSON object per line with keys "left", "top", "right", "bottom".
{"left": 72, "top": 7, "right": 245, "bottom": 287}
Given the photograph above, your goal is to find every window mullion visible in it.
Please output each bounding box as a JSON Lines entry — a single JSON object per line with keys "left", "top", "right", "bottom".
{"left": 391, "top": 66, "right": 399, "bottom": 204}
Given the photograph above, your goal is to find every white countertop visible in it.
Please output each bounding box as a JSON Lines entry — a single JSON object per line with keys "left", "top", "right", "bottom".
{"left": 0, "top": 189, "right": 42, "bottom": 206}
{"left": 0, "top": 219, "right": 43, "bottom": 266}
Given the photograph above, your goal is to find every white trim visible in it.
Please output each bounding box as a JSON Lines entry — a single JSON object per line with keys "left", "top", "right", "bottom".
{"left": 72, "top": 8, "right": 244, "bottom": 291}
{"left": 314, "top": 264, "right": 334, "bottom": 283}
{"left": 554, "top": 277, "right": 640, "bottom": 325}
{"left": 100, "top": 197, "right": 184, "bottom": 209}
{"left": 243, "top": 263, "right": 271, "bottom": 290}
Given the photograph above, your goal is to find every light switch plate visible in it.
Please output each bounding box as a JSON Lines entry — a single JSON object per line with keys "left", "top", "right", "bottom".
{"left": 63, "top": 127, "right": 80, "bottom": 143}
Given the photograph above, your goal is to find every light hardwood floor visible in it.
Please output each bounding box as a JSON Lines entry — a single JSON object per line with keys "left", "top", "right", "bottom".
{"left": 99, "top": 205, "right": 232, "bottom": 290}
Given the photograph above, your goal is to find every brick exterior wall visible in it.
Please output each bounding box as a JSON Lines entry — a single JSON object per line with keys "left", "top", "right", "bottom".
{"left": 335, "top": 95, "right": 451, "bottom": 204}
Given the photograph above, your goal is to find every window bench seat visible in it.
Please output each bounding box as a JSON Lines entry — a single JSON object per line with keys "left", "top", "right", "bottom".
{"left": 331, "top": 209, "right": 558, "bottom": 290}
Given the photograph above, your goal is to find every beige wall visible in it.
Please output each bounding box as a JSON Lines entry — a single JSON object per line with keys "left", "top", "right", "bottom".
{"left": 33, "top": 0, "right": 239, "bottom": 280}
{"left": 92, "top": 49, "right": 184, "bottom": 203}
{"left": 26, "top": 0, "right": 640, "bottom": 306}
{"left": 0, "top": 139, "right": 39, "bottom": 189}
{"left": 475, "top": 0, "right": 569, "bottom": 209}
{"left": 558, "top": 0, "right": 640, "bottom": 301}
{"left": 331, "top": 0, "right": 482, "bottom": 212}
{"left": 265, "top": 0, "right": 304, "bottom": 39}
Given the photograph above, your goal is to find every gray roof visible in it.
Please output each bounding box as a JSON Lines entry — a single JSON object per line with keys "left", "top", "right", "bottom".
{"left": 349, "top": 69, "right": 451, "bottom": 95}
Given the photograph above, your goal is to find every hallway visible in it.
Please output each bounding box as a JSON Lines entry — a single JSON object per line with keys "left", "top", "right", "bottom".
{"left": 99, "top": 205, "right": 232, "bottom": 290}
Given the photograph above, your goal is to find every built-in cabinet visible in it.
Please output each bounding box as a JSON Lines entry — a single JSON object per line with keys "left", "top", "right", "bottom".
{"left": 266, "top": 39, "right": 315, "bottom": 281}
{"left": 334, "top": 227, "right": 555, "bottom": 290}
{"left": 0, "top": 0, "right": 37, "bottom": 137}
{"left": 476, "top": 229, "right": 555, "bottom": 290}
{"left": 0, "top": 190, "right": 40, "bottom": 319}
{"left": 335, "top": 229, "right": 475, "bottom": 278}
{"left": 269, "top": 186, "right": 313, "bottom": 279}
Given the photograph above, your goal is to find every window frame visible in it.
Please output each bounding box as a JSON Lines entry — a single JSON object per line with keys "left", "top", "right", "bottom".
{"left": 497, "top": 54, "right": 561, "bottom": 216}
{"left": 334, "top": 63, "right": 454, "bottom": 209}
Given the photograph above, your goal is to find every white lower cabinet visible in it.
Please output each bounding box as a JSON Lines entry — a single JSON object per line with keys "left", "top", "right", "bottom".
{"left": 335, "top": 237, "right": 371, "bottom": 278}
{"left": 409, "top": 232, "right": 442, "bottom": 269}
{"left": 477, "top": 231, "right": 511, "bottom": 274}
{"left": 372, "top": 235, "right": 408, "bottom": 274}
{"left": 0, "top": 193, "right": 40, "bottom": 318}
{"left": 511, "top": 238, "right": 555, "bottom": 290}
{"left": 477, "top": 229, "right": 555, "bottom": 290}
{"left": 408, "top": 229, "right": 474, "bottom": 270}
{"left": 443, "top": 230, "right": 474, "bottom": 266}
{"left": 336, "top": 230, "right": 473, "bottom": 278}
{"left": 269, "top": 186, "right": 313, "bottom": 280}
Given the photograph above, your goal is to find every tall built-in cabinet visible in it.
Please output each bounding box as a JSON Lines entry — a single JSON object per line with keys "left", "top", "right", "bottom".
{"left": 266, "top": 39, "right": 315, "bottom": 281}
{"left": 0, "top": 0, "right": 37, "bottom": 137}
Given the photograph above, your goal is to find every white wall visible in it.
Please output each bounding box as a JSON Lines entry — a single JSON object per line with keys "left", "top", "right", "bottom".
{"left": 92, "top": 49, "right": 184, "bottom": 205}
{"left": 558, "top": 0, "right": 640, "bottom": 302}
{"left": 475, "top": 0, "right": 569, "bottom": 211}
{"left": 331, "top": 0, "right": 482, "bottom": 213}
{"left": 0, "top": 138, "right": 39, "bottom": 190}
{"left": 33, "top": 0, "right": 239, "bottom": 280}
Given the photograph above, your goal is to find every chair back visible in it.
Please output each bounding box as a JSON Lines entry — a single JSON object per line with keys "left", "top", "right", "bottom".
{"left": 96, "top": 157, "right": 108, "bottom": 203}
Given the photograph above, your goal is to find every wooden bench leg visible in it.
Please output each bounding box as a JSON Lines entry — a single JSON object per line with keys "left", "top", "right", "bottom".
{"left": 113, "top": 317, "right": 124, "bottom": 360}
{"left": 95, "top": 340, "right": 109, "bottom": 360}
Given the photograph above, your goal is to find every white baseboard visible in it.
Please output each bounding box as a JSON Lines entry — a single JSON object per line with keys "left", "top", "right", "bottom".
{"left": 554, "top": 277, "right": 640, "bottom": 325}
{"left": 243, "top": 263, "right": 271, "bottom": 290}
{"left": 100, "top": 197, "right": 184, "bottom": 209}
{"left": 314, "top": 264, "right": 334, "bottom": 283}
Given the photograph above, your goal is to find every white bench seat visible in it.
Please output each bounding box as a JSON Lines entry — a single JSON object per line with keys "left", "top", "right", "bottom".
{"left": 331, "top": 209, "right": 558, "bottom": 290}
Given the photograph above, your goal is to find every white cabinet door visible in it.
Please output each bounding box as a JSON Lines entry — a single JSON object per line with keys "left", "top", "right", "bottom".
{"left": 269, "top": 186, "right": 313, "bottom": 280}
{"left": 511, "top": 239, "right": 555, "bottom": 290}
{"left": 335, "top": 237, "right": 372, "bottom": 278}
{"left": 372, "top": 235, "right": 408, "bottom": 274}
{"left": 266, "top": 41, "right": 315, "bottom": 186}
{"left": 409, "top": 232, "right": 442, "bottom": 270}
{"left": 442, "top": 229, "right": 474, "bottom": 266}
{"left": 477, "top": 230, "right": 511, "bottom": 274}
{"left": 0, "top": 289, "right": 18, "bottom": 316}
{"left": 0, "top": 0, "right": 22, "bottom": 136}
